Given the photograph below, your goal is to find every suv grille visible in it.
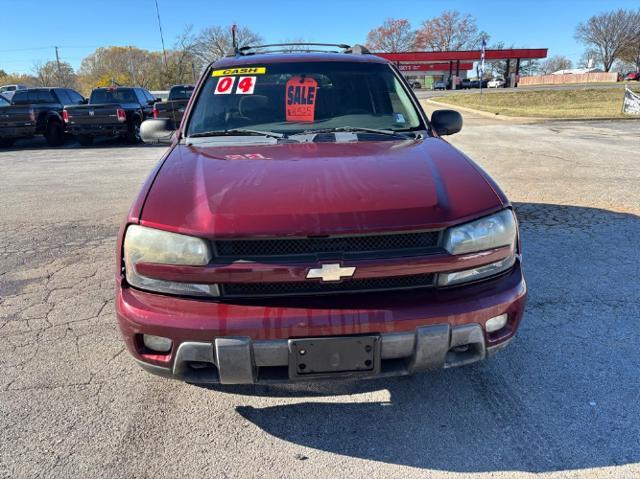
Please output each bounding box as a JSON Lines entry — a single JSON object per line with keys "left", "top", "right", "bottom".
{"left": 214, "top": 231, "right": 440, "bottom": 260}
{"left": 222, "top": 273, "right": 435, "bottom": 298}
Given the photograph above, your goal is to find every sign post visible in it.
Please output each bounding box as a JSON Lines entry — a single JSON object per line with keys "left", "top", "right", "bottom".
{"left": 479, "top": 38, "right": 486, "bottom": 96}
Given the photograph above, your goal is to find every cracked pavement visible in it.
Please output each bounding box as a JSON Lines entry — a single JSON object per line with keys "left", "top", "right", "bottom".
{"left": 1, "top": 112, "right": 639, "bottom": 478}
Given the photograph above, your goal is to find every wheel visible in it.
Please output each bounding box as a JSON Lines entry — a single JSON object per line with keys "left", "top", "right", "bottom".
{"left": 44, "top": 121, "right": 65, "bottom": 147}
{"left": 126, "top": 117, "right": 142, "bottom": 144}
{"left": 77, "top": 135, "right": 94, "bottom": 147}
{"left": 0, "top": 138, "right": 15, "bottom": 148}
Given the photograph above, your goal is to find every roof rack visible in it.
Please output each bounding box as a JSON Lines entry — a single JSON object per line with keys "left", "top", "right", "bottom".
{"left": 228, "top": 43, "right": 371, "bottom": 56}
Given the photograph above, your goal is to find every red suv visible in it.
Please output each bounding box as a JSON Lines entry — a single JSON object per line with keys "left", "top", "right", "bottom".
{"left": 117, "top": 44, "right": 527, "bottom": 384}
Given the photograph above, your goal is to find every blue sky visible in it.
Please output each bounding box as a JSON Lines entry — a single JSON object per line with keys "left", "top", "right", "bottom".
{"left": 1, "top": 0, "right": 638, "bottom": 74}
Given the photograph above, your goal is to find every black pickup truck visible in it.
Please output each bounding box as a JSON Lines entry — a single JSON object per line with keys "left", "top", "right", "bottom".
{"left": 63, "top": 87, "right": 156, "bottom": 146}
{"left": 0, "top": 88, "right": 85, "bottom": 147}
{"left": 152, "top": 84, "right": 194, "bottom": 126}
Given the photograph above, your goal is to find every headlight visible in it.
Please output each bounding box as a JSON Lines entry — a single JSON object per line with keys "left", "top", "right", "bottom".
{"left": 123, "top": 225, "right": 218, "bottom": 297}
{"left": 443, "top": 209, "right": 516, "bottom": 255}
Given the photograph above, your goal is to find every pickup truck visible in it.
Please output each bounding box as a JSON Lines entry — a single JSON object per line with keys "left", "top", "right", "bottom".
{"left": 63, "top": 87, "right": 155, "bottom": 146}
{"left": 152, "top": 84, "right": 194, "bottom": 126}
{"left": 0, "top": 84, "right": 28, "bottom": 101}
{"left": 118, "top": 44, "right": 527, "bottom": 385}
{"left": 0, "top": 87, "right": 85, "bottom": 147}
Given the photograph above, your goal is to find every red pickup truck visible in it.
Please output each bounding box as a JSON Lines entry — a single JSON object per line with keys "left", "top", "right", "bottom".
{"left": 117, "top": 44, "right": 527, "bottom": 384}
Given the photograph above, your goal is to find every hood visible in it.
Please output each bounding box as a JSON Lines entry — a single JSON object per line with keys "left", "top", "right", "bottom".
{"left": 140, "top": 138, "right": 505, "bottom": 237}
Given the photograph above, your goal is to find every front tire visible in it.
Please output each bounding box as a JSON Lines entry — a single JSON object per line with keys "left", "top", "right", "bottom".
{"left": 126, "top": 117, "right": 142, "bottom": 144}
{"left": 45, "top": 121, "right": 65, "bottom": 147}
{"left": 77, "top": 135, "right": 94, "bottom": 147}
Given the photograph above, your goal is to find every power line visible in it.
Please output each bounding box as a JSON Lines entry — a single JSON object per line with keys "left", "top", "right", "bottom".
{"left": 154, "top": 0, "right": 168, "bottom": 67}
{"left": 0, "top": 46, "right": 56, "bottom": 53}
{"left": 0, "top": 45, "right": 104, "bottom": 54}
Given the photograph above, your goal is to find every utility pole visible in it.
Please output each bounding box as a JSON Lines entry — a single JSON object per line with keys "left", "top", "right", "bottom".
{"left": 154, "top": 0, "right": 168, "bottom": 68}
{"left": 54, "top": 46, "right": 62, "bottom": 85}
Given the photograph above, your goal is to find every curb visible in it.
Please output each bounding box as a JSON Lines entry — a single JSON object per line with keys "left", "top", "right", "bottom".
{"left": 423, "top": 98, "right": 640, "bottom": 123}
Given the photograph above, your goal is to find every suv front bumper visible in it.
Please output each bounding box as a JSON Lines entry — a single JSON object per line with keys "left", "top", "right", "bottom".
{"left": 117, "top": 262, "right": 526, "bottom": 384}
{"left": 136, "top": 324, "right": 514, "bottom": 384}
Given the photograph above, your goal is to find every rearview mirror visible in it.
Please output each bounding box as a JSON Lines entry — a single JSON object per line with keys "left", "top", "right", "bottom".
{"left": 140, "top": 119, "right": 175, "bottom": 144}
{"left": 430, "top": 109, "right": 463, "bottom": 136}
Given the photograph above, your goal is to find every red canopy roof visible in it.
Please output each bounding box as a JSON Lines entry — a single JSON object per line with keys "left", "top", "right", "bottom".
{"left": 375, "top": 49, "right": 548, "bottom": 62}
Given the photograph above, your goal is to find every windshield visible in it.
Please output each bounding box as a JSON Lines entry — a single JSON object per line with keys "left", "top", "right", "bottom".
{"left": 187, "top": 61, "right": 423, "bottom": 136}
{"left": 169, "top": 85, "right": 194, "bottom": 100}
{"left": 90, "top": 89, "right": 137, "bottom": 104}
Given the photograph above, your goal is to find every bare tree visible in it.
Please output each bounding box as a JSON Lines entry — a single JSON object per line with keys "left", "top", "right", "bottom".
{"left": 366, "top": 18, "right": 415, "bottom": 52}
{"left": 578, "top": 48, "right": 600, "bottom": 68}
{"left": 166, "top": 25, "right": 200, "bottom": 85}
{"left": 539, "top": 55, "right": 574, "bottom": 74}
{"left": 575, "top": 9, "right": 639, "bottom": 72}
{"left": 414, "top": 10, "right": 488, "bottom": 51}
{"left": 33, "top": 60, "right": 77, "bottom": 88}
{"left": 619, "top": 11, "right": 640, "bottom": 71}
{"left": 277, "top": 38, "right": 312, "bottom": 53}
{"left": 192, "top": 25, "right": 262, "bottom": 64}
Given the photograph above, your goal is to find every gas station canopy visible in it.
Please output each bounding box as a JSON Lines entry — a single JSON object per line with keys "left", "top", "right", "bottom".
{"left": 375, "top": 49, "right": 548, "bottom": 78}
{"left": 376, "top": 49, "right": 548, "bottom": 63}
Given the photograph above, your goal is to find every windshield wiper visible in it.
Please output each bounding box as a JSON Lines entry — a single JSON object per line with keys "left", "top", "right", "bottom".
{"left": 189, "top": 128, "right": 285, "bottom": 139}
{"left": 294, "top": 126, "right": 410, "bottom": 138}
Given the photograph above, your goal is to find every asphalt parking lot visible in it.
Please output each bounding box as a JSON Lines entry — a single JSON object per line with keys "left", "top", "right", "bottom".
{"left": 1, "top": 110, "right": 639, "bottom": 478}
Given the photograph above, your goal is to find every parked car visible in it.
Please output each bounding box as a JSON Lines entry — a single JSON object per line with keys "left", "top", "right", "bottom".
{"left": 461, "top": 78, "right": 472, "bottom": 89}
{"left": 468, "top": 79, "right": 489, "bottom": 89}
{"left": 624, "top": 72, "right": 640, "bottom": 81}
{"left": 408, "top": 80, "right": 422, "bottom": 89}
{"left": 117, "top": 44, "right": 527, "bottom": 385}
{"left": 64, "top": 87, "right": 155, "bottom": 146}
{"left": 0, "top": 87, "right": 85, "bottom": 147}
{"left": 488, "top": 78, "right": 505, "bottom": 88}
{"left": 0, "top": 84, "right": 28, "bottom": 101}
{"left": 152, "top": 84, "right": 194, "bottom": 126}
{"left": 432, "top": 80, "right": 447, "bottom": 90}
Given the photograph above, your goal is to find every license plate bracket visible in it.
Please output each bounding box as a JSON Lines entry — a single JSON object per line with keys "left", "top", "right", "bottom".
{"left": 288, "top": 335, "right": 380, "bottom": 379}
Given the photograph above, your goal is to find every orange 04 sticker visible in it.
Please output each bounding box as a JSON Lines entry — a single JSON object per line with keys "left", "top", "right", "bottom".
{"left": 285, "top": 76, "right": 318, "bottom": 122}
{"left": 215, "top": 76, "right": 235, "bottom": 94}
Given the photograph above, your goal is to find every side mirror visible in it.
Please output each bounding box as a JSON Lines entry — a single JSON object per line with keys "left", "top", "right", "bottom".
{"left": 430, "top": 109, "right": 463, "bottom": 136}
{"left": 140, "top": 119, "right": 175, "bottom": 144}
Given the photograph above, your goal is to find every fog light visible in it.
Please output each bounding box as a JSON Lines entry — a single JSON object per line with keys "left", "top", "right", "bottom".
{"left": 143, "top": 334, "right": 172, "bottom": 353}
{"left": 485, "top": 314, "right": 508, "bottom": 333}
{"left": 437, "top": 255, "right": 516, "bottom": 286}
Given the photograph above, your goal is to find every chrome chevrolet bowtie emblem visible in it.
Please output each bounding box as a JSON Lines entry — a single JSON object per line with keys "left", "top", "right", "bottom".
{"left": 306, "top": 263, "right": 356, "bottom": 282}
